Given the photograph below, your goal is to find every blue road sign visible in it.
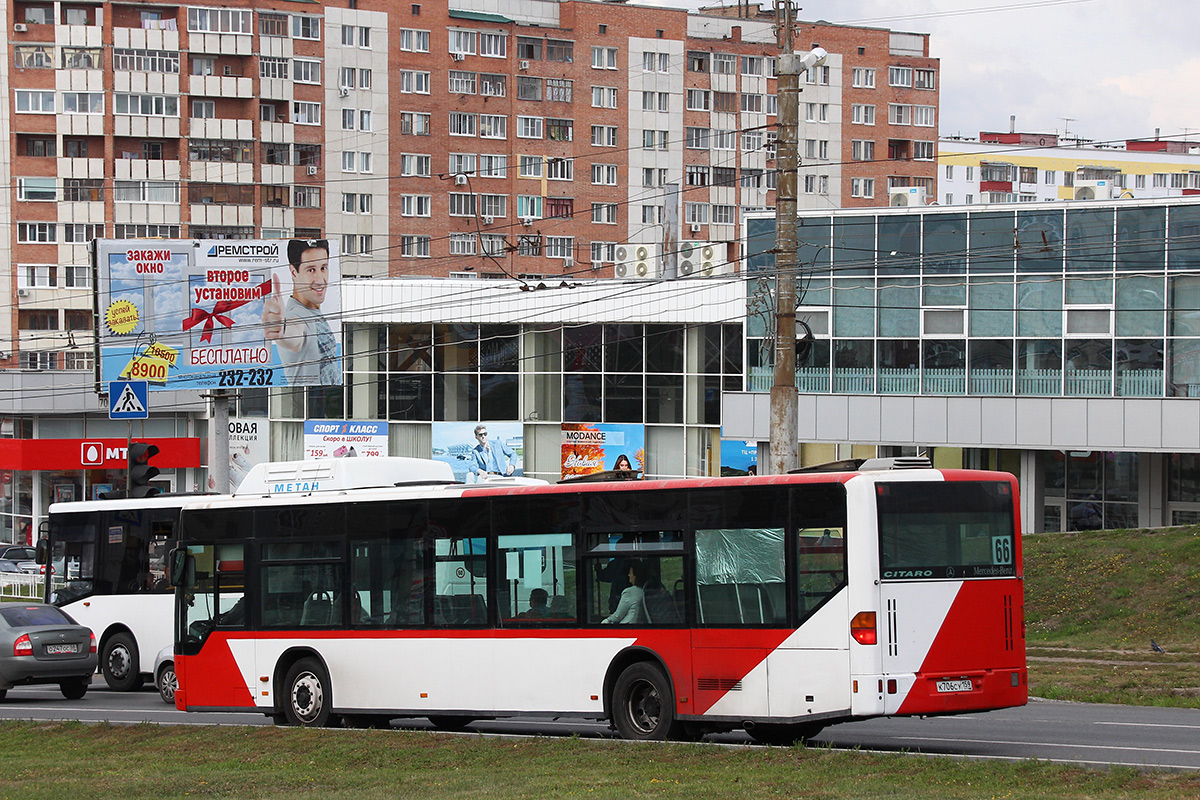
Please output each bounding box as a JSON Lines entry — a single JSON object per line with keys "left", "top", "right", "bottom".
{"left": 109, "top": 380, "right": 149, "bottom": 420}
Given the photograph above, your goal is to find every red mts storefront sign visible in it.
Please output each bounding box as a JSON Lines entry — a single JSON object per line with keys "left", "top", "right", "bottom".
{"left": 0, "top": 438, "right": 202, "bottom": 471}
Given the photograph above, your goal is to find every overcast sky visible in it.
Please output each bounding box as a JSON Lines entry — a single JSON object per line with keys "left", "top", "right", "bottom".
{"left": 670, "top": 0, "right": 1200, "bottom": 145}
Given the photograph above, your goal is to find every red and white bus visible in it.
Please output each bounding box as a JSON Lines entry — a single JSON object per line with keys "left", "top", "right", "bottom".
{"left": 172, "top": 456, "right": 1026, "bottom": 741}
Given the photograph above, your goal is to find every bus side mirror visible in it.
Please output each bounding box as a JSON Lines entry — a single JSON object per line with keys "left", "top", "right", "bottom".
{"left": 170, "top": 549, "right": 189, "bottom": 586}
{"left": 35, "top": 538, "right": 49, "bottom": 565}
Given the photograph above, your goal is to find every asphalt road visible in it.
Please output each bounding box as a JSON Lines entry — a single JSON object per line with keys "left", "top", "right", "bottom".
{"left": 2, "top": 683, "right": 1198, "bottom": 771}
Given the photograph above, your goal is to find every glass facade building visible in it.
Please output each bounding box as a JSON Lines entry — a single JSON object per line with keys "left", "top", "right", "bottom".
{"left": 730, "top": 197, "right": 1200, "bottom": 532}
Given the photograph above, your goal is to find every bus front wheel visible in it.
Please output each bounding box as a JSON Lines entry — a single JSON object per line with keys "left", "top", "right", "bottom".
{"left": 101, "top": 632, "right": 144, "bottom": 692}
{"left": 611, "top": 662, "right": 676, "bottom": 740}
{"left": 283, "top": 657, "right": 332, "bottom": 727}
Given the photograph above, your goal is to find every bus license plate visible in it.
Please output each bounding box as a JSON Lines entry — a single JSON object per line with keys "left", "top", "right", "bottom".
{"left": 45, "top": 643, "right": 79, "bottom": 655}
{"left": 936, "top": 679, "right": 972, "bottom": 693}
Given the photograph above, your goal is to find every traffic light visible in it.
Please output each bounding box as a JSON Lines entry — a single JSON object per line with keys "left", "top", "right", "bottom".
{"left": 128, "top": 442, "right": 161, "bottom": 498}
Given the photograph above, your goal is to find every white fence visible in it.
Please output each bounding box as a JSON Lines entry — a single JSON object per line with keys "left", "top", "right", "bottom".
{"left": 0, "top": 573, "right": 57, "bottom": 601}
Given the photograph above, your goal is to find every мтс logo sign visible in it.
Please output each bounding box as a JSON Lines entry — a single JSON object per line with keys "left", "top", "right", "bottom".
{"left": 81, "top": 442, "right": 105, "bottom": 466}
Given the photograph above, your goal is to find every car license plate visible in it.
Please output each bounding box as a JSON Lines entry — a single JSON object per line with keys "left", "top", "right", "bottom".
{"left": 936, "top": 678, "right": 973, "bottom": 693}
{"left": 45, "top": 643, "right": 79, "bottom": 655}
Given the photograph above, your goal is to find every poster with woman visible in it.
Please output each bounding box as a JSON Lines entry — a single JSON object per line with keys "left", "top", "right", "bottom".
{"left": 560, "top": 423, "right": 645, "bottom": 479}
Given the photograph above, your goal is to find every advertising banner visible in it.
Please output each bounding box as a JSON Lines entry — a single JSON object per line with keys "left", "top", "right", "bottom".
{"left": 432, "top": 421, "right": 523, "bottom": 483}
{"left": 304, "top": 420, "right": 389, "bottom": 460}
{"left": 95, "top": 238, "right": 342, "bottom": 390}
{"left": 720, "top": 438, "right": 759, "bottom": 476}
{"left": 207, "top": 417, "right": 271, "bottom": 493}
{"left": 560, "top": 423, "right": 645, "bottom": 479}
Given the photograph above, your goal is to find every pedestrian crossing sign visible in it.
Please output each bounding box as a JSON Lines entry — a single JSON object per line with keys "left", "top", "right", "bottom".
{"left": 109, "top": 380, "right": 149, "bottom": 420}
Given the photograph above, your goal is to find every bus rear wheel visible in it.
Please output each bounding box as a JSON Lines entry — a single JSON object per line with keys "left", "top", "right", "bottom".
{"left": 283, "top": 657, "right": 332, "bottom": 727}
{"left": 102, "top": 632, "right": 144, "bottom": 692}
{"left": 612, "top": 662, "right": 676, "bottom": 740}
{"left": 747, "top": 722, "right": 824, "bottom": 746}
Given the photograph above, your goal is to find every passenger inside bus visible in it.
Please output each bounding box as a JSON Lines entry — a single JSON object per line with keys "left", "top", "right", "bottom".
{"left": 518, "top": 588, "right": 551, "bottom": 619}
{"left": 601, "top": 561, "right": 645, "bottom": 624}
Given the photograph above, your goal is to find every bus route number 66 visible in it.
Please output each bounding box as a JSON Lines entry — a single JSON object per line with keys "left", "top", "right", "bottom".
{"left": 991, "top": 535, "right": 1013, "bottom": 565}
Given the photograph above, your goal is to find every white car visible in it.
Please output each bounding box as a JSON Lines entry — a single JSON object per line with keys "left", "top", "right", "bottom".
{"left": 153, "top": 645, "right": 177, "bottom": 705}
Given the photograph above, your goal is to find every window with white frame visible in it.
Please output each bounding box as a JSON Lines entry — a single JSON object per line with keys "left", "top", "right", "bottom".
{"left": 766, "top": 94, "right": 778, "bottom": 115}
{"left": 479, "top": 154, "right": 506, "bottom": 177}
{"left": 517, "top": 116, "right": 543, "bottom": 139}
{"left": 546, "top": 157, "right": 573, "bottom": 180}
{"left": 686, "top": 89, "right": 710, "bottom": 111}
{"left": 341, "top": 151, "right": 358, "bottom": 172}
{"left": 591, "top": 203, "right": 618, "bottom": 224}
{"left": 449, "top": 70, "right": 476, "bottom": 94}
{"left": 479, "top": 194, "right": 506, "bottom": 218}
{"left": 481, "top": 234, "right": 506, "bottom": 256}
{"left": 684, "top": 202, "right": 708, "bottom": 224}
{"left": 546, "top": 236, "right": 573, "bottom": 259}
{"left": 712, "top": 129, "right": 737, "bottom": 150}
{"left": 888, "top": 66, "right": 912, "bottom": 87}
{"left": 686, "top": 127, "right": 709, "bottom": 149}
{"left": 592, "top": 46, "right": 617, "bottom": 69}
{"left": 641, "top": 205, "right": 663, "bottom": 224}
{"left": 712, "top": 53, "right": 735, "bottom": 74}
{"left": 341, "top": 25, "right": 355, "bottom": 46}
{"left": 19, "top": 265, "right": 55, "bottom": 288}
{"left": 852, "top": 67, "right": 875, "bottom": 88}
{"left": 480, "top": 74, "right": 506, "bottom": 97}
{"left": 115, "top": 94, "right": 179, "bottom": 116}
{"left": 401, "top": 235, "right": 430, "bottom": 257}
{"left": 591, "top": 164, "right": 617, "bottom": 185}
{"left": 449, "top": 30, "right": 476, "bottom": 55}
{"left": 18, "top": 178, "right": 57, "bottom": 201}
{"left": 592, "top": 86, "right": 618, "bottom": 108}
{"left": 16, "top": 90, "right": 55, "bottom": 113}
{"left": 591, "top": 125, "right": 617, "bottom": 147}
{"left": 399, "top": 70, "right": 430, "bottom": 94}
{"left": 400, "top": 29, "right": 430, "bottom": 52}
{"left": 945, "top": 165, "right": 955, "bottom": 180}
{"left": 341, "top": 108, "right": 356, "bottom": 131}
{"left": 889, "top": 103, "right": 912, "bottom": 125}
{"left": 401, "top": 194, "right": 431, "bottom": 217}
{"left": 914, "top": 68, "right": 936, "bottom": 90}
{"left": 591, "top": 242, "right": 616, "bottom": 263}
{"left": 712, "top": 205, "right": 736, "bottom": 225}
{"left": 741, "top": 93, "right": 763, "bottom": 113}
{"left": 401, "top": 111, "right": 430, "bottom": 135}
{"left": 62, "top": 92, "right": 103, "bottom": 113}
{"left": 913, "top": 140, "right": 935, "bottom": 160}
{"left": 914, "top": 105, "right": 935, "bottom": 127}
{"left": 114, "top": 180, "right": 180, "bottom": 203}
{"left": 400, "top": 153, "right": 431, "bottom": 177}
{"left": 188, "top": 7, "right": 251, "bottom": 33}
{"left": 686, "top": 165, "right": 709, "bottom": 186}
{"left": 520, "top": 155, "right": 543, "bottom": 178}
{"left": 805, "top": 65, "right": 830, "bottom": 85}
{"left": 449, "top": 112, "right": 477, "bottom": 136}
{"left": 17, "top": 223, "right": 56, "bottom": 243}
{"left": 63, "top": 223, "right": 102, "bottom": 243}
{"left": 480, "top": 32, "right": 506, "bottom": 57}
{"left": 741, "top": 55, "right": 763, "bottom": 75}
{"left": 341, "top": 234, "right": 358, "bottom": 255}
{"left": 742, "top": 131, "right": 763, "bottom": 152}
{"left": 292, "top": 101, "right": 320, "bottom": 125}
{"left": 851, "top": 177, "right": 875, "bottom": 197}
{"left": 450, "top": 233, "right": 478, "bottom": 256}
{"left": 449, "top": 153, "right": 476, "bottom": 176}
{"left": 546, "top": 79, "right": 572, "bottom": 103}
{"left": 449, "top": 193, "right": 476, "bottom": 217}
{"left": 479, "top": 114, "right": 506, "bottom": 139}
{"left": 293, "top": 186, "right": 321, "bottom": 208}
{"left": 852, "top": 104, "right": 875, "bottom": 125}
{"left": 260, "top": 56, "right": 288, "bottom": 79}
{"left": 517, "top": 195, "right": 543, "bottom": 219}
{"left": 359, "top": 152, "right": 372, "bottom": 173}
{"left": 292, "top": 15, "right": 320, "bottom": 40}
{"left": 547, "top": 118, "right": 573, "bottom": 142}
{"left": 852, "top": 139, "right": 875, "bottom": 161}
{"left": 1135, "top": 174, "right": 1146, "bottom": 189}
{"left": 293, "top": 59, "right": 321, "bottom": 84}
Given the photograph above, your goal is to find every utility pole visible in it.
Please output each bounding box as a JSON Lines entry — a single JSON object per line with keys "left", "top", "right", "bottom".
{"left": 770, "top": 3, "right": 825, "bottom": 475}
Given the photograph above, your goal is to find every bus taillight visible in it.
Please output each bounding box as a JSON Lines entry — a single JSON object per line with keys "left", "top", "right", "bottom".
{"left": 850, "top": 611, "right": 877, "bottom": 645}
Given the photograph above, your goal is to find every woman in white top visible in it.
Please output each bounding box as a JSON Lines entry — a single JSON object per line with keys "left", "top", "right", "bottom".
{"left": 602, "top": 560, "right": 646, "bottom": 624}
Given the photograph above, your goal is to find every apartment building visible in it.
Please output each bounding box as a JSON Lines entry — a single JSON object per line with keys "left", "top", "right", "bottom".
{"left": 941, "top": 128, "right": 1200, "bottom": 206}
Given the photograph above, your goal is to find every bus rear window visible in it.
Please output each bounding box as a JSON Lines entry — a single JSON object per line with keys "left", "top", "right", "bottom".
{"left": 877, "top": 481, "right": 1015, "bottom": 580}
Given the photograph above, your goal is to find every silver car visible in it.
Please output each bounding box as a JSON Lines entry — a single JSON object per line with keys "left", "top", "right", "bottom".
{"left": 153, "top": 645, "right": 177, "bottom": 705}
{"left": 0, "top": 603, "right": 97, "bottom": 700}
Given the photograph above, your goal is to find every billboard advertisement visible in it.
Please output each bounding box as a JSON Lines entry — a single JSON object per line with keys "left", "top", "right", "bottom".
{"left": 561, "top": 423, "right": 645, "bottom": 479}
{"left": 432, "top": 421, "right": 523, "bottom": 483}
{"left": 303, "top": 419, "right": 389, "bottom": 460}
{"left": 720, "top": 438, "right": 759, "bottom": 476}
{"left": 95, "top": 238, "right": 342, "bottom": 391}
{"left": 207, "top": 417, "right": 270, "bottom": 493}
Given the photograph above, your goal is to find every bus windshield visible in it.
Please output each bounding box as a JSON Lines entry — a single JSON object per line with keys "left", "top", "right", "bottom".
{"left": 876, "top": 480, "right": 1015, "bottom": 580}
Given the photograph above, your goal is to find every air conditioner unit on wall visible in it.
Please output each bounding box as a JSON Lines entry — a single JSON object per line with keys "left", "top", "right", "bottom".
{"left": 689, "top": 223, "right": 702, "bottom": 233}
{"left": 521, "top": 216, "right": 534, "bottom": 226}
{"left": 679, "top": 242, "right": 732, "bottom": 278}
{"left": 1074, "top": 179, "right": 1115, "bottom": 201}
{"left": 451, "top": 52, "right": 465, "bottom": 61}
{"left": 455, "top": 174, "right": 468, "bottom": 186}
{"left": 614, "top": 243, "right": 655, "bottom": 280}
{"left": 17, "top": 288, "right": 29, "bottom": 297}
{"left": 562, "top": 258, "right": 574, "bottom": 270}
{"left": 482, "top": 215, "right": 494, "bottom": 225}
{"left": 519, "top": 60, "right": 530, "bottom": 70}
{"left": 14, "top": 23, "right": 28, "bottom": 32}
{"left": 888, "top": 186, "right": 927, "bottom": 207}
{"left": 338, "top": 86, "right": 350, "bottom": 97}
{"left": 306, "top": 165, "right": 318, "bottom": 176}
